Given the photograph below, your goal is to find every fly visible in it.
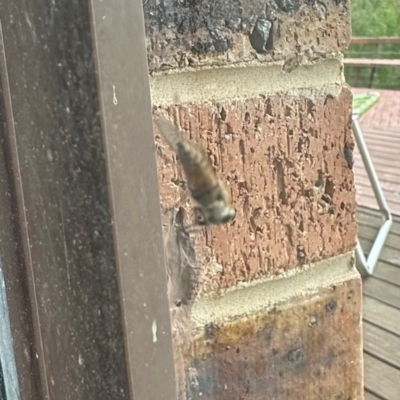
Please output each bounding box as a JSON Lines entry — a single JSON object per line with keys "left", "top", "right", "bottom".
{"left": 154, "top": 116, "right": 236, "bottom": 226}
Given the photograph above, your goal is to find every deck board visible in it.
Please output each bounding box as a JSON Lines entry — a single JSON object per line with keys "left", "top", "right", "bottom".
{"left": 351, "top": 90, "right": 400, "bottom": 128}
{"left": 363, "top": 296, "right": 400, "bottom": 336}
{"left": 364, "top": 353, "right": 400, "bottom": 400}
{"left": 371, "top": 261, "right": 400, "bottom": 286}
{"left": 363, "top": 277, "right": 400, "bottom": 308}
{"left": 353, "top": 124, "right": 400, "bottom": 216}
{"left": 359, "top": 209, "right": 400, "bottom": 400}
{"left": 358, "top": 207, "right": 400, "bottom": 235}
{"left": 364, "top": 392, "right": 382, "bottom": 400}
{"left": 359, "top": 238, "right": 400, "bottom": 266}
{"left": 352, "top": 89, "right": 400, "bottom": 400}
{"left": 363, "top": 321, "right": 400, "bottom": 369}
{"left": 358, "top": 224, "right": 399, "bottom": 250}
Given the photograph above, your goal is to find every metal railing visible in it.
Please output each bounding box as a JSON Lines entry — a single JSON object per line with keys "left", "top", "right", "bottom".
{"left": 352, "top": 111, "right": 393, "bottom": 275}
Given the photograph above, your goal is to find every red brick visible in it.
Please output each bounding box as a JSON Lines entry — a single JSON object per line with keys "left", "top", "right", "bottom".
{"left": 144, "top": 0, "right": 351, "bottom": 73}
{"left": 155, "top": 86, "right": 357, "bottom": 297}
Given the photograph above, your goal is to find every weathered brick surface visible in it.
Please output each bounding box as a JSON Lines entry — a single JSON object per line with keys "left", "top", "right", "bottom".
{"left": 144, "top": 0, "right": 351, "bottom": 73}
{"left": 155, "top": 85, "right": 357, "bottom": 297}
{"left": 180, "top": 276, "right": 362, "bottom": 400}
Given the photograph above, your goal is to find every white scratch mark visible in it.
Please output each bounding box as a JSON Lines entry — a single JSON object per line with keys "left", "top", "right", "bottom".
{"left": 46, "top": 149, "right": 53, "bottom": 162}
{"left": 152, "top": 319, "right": 157, "bottom": 343}
{"left": 50, "top": 0, "right": 56, "bottom": 24}
{"left": 112, "top": 85, "right": 118, "bottom": 105}
{"left": 23, "top": 347, "right": 30, "bottom": 361}
{"left": 25, "top": 12, "right": 37, "bottom": 42}
{"left": 60, "top": 208, "right": 71, "bottom": 290}
{"left": 78, "top": 354, "right": 83, "bottom": 366}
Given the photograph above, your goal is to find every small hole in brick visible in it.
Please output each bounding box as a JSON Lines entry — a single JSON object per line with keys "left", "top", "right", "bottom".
{"left": 245, "top": 112, "right": 250, "bottom": 123}
{"left": 340, "top": 202, "right": 345, "bottom": 210}
{"left": 321, "top": 194, "right": 331, "bottom": 204}
{"left": 279, "top": 189, "right": 287, "bottom": 204}
{"left": 297, "top": 140, "right": 303, "bottom": 153}
{"left": 287, "top": 348, "right": 302, "bottom": 363}
{"left": 326, "top": 300, "right": 337, "bottom": 313}
{"left": 236, "top": 348, "right": 240, "bottom": 353}
{"left": 315, "top": 179, "right": 324, "bottom": 189}
{"left": 249, "top": 18, "right": 272, "bottom": 53}
{"left": 175, "top": 300, "right": 182, "bottom": 307}
{"left": 239, "top": 140, "right": 245, "bottom": 162}
{"left": 325, "top": 178, "right": 335, "bottom": 197}
{"left": 266, "top": 102, "right": 273, "bottom": 116}
{"left": 253, "top": 207, "right": 262, "bottom": 218}
{"left": 220, "top": 107, "right": 227, "bottom": 121}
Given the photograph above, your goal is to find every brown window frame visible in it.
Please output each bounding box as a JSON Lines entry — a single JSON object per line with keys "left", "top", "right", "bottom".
{"left": 0, "top": 1, "right": 176, "bottom": 399}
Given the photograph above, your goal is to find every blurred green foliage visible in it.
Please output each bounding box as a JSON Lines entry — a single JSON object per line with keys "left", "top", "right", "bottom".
{"left": 351, "top": 0, "right": 399, "bottom": 36}
{"left": 345, "top": 0, "right": 400, "bottom": 89}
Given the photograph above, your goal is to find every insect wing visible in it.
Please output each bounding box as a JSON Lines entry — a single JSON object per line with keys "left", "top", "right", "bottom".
{"left": 176, "top": 141, "right": 220, "bottom": 195}
{"left": 154, "top": 116, "right": 224, "bottom": 206}
{"left": 154, "top": 116, "right": 184, "bottom": 153}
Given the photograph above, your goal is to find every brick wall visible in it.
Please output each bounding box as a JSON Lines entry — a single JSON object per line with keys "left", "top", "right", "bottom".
{"left": 145, "top": 1, "right": 363, "bottom": 398}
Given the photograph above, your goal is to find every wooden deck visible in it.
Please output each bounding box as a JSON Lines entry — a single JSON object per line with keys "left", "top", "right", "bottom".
{"left": 352, "top": 90, "right": 400, "bottom": 129}
{"left": 351, "top": 88, "right": 400, "bottom": 399}
{"left": 352, "top": 89, "right": 400, "bottom": 216}
{"left": 358, "top": 207, "right": 400, "bottom": 400}
{"left": 353, "top": 126, "right": 400, "bottom": 216}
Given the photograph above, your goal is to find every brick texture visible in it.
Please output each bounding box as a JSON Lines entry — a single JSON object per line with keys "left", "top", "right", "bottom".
{"left": 155, "top": 86, "right": 357, "bottom": 298}
{"left": 146, "top": 0, "right": 361, "bottom": 398}
{"left": 144, "top": 0, "right": 351, "bottom": 73}
{"left": 178, "top": 276, "right": 362, "bottom": 400}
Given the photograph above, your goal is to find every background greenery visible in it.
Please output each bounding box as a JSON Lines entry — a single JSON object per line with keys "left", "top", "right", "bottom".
{"left": 345, "top": 0, "right": 400, "bottom": 89}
